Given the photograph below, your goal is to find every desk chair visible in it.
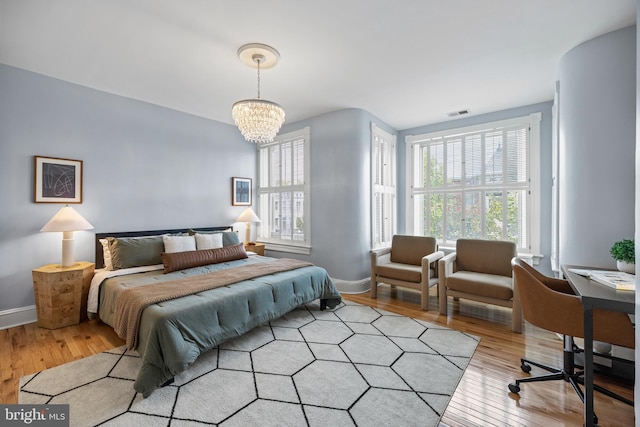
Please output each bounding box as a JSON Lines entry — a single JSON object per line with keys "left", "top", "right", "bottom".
{"left": 508, "top": 258, "right": 634, "bottom": 423}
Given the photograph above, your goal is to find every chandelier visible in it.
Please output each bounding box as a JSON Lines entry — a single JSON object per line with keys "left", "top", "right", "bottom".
{"left": 232, "top": 43, "right": 286, "bottom": 143}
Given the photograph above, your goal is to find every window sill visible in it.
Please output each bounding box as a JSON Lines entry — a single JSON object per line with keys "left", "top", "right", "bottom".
{"left": 260, "top": 242, "right": 311, "bottom": 255}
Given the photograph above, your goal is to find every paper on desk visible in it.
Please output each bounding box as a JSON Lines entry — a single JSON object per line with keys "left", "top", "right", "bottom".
{"left": 568, "top": 268, "right": 636, "bottom": 291}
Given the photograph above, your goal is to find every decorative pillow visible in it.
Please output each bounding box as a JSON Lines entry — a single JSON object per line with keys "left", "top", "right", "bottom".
{"left": 189, "top": 229, "right": 241, "bottom": 247}
{"left": 161, "top": 244, "right": 248, "bottom": 273}
{"left": 99, "top": 238, "right": 113, "bottom": 271}
{"left": 221, "top": 231, "right": 241, "bottom": 246}
{"left": 195, "top": 233, "right": 223, "bottom": 250}
{"left": 163, "top": 235, "right": 197, "bottom": 253}
{"left": 108, "top": 235, "right": 165, "bottom": 270}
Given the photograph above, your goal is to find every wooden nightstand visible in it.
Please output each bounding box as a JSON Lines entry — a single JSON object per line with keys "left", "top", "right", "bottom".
{"left": 32, "top": 261, "right": 95, "bottom": 329}
{"left": 244, "top": 242, "right": 265, "bottom": 256}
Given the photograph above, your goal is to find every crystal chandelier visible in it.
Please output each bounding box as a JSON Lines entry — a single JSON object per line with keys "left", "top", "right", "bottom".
{"left": 232, "top": 44, "right": 285, "bottom": 143}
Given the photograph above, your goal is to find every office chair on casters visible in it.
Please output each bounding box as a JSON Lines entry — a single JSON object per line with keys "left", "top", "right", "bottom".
{"left": 508, "top": 258, "right": 635, "bottom": 425}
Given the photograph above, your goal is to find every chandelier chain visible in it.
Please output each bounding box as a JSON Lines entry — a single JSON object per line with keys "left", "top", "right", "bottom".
{"left": 256, "top": 58, "right": 261, "bottom": 99}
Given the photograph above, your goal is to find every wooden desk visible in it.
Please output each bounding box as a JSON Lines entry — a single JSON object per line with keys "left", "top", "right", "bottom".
{"left": 562, "top": 265, "right": 635, "bottom": 427}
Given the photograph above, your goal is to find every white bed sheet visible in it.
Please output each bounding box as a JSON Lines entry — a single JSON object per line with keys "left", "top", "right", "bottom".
{"left": 87, "top": 264, "right": 164, "bottom": 315}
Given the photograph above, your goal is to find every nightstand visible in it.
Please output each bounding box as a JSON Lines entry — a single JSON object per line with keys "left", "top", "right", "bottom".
{"left": 244, "top": 242, "right": 265, "bottom": 256}
{"left": 32, "top": 261, "right": 95, "bottom": 329}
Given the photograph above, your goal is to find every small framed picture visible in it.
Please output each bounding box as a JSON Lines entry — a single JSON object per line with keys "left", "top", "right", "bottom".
{"left": 34, "top": 156, "right": 83, "bottom": 203}
{"left": 232, "top": 177, "right": 252, "bottom": 206}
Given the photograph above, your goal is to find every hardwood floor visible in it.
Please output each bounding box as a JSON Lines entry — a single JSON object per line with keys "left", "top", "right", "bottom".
{"left": 345, "top": 286, "right": 634, "bottom": 427}
{"left": 1, "top": 286, "right": 634, "bottom": 426}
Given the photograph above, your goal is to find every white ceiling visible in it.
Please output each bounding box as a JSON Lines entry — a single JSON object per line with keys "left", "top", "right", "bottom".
{"left": 0, "top": 0, "right": 636, "bottom": 130}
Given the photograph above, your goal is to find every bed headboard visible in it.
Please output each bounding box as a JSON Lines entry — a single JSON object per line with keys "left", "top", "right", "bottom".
{"left": 95, "top": 226, "right": 233, "bottom": 269}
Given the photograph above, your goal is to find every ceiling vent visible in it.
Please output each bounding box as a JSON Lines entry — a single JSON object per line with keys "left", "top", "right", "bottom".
{"left": 447, "top": 109, "right": 470, "bottom": 117}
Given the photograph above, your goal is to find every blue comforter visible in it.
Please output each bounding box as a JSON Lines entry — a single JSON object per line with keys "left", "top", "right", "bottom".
{"left": 97, "top": 256, "right": 341, "bottom": 396}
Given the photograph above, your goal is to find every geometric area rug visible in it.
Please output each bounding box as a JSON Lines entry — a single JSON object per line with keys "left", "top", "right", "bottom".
{"left": 19, "top": 300, "right": 479, "bottom": 427}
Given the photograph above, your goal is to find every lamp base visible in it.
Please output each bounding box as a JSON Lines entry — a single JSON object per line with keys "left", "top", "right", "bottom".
{"left": 61, "top": 231, "right": 75, "bottom": 268}
{"left": 244, "top": 223, "right": 252, "bottom": 245}
{"left": 55, "top": 263, "right": 80, "bottom": 269}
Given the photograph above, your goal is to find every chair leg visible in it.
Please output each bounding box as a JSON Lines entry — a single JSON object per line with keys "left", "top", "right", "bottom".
{"left": 420, "top": 282, "right": 429, "bottom": 311}
{"left": 509, "top": 349, "right": 630, "bottom": 427}
{"left": 438, "top": 283, "right": 447, "bottom": 315}
{"left": 575, "top": 376, "right": 634, "bottom": 406}
{"left": 513, "top": 371, "right": 566, "bottom": 387}
{"left": 520, "top": 357, "right": 561, "bottom": 374}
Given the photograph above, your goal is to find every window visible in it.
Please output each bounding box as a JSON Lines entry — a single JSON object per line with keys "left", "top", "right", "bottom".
{"left": 371, "top": 123, "right": 396, "bottom": 249}
{"left": 257, "top": 127, "right": 311, "bottom": 254}
{"left": 406, "top": 113, "right": 540, "bottom": 257}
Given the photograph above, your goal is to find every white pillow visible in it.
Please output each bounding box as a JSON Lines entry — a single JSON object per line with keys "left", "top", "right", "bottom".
{"left": 195, "top": 233, "right": 223, "bottom": 250}
{"left": 163, "top": 235, "right": 196, "bottom": 253}
{"left": 99, "top": 238, "right": 113, "bottom": 270}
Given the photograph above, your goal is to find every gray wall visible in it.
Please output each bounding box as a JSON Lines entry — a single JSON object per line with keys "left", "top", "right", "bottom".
{"left": 558, "top": 26, "right": 636, "bottom": 268}
{"left": 0, "top": 64, "right": 398, "bottom": 316}
{"left": 0, "top": 64, "right": 255, "bottom": 313}
{"left": 274, "top": 108, "right": 396, "bottom": 285}
{"left": 397, "top": 102, "right": 555, "bottom": 275}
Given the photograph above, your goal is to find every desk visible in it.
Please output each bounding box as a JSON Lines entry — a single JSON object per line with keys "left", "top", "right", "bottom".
{"left": 562, "top": 265, "right": 635, "bottom": 427}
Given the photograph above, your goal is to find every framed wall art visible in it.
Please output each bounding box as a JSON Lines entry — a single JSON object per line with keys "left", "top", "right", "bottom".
{"left": 232, "top": 177, "right": 252, "bottom": 206}
{"left": 34, "top": 156, "right": 83, "bottom": 203}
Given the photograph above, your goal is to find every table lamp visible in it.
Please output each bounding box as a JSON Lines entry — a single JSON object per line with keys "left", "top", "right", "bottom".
{"left": 236, "top": 207, "right": 261, "bottom": 244}
{"left": 40, "top": 206, "right": 94, "bottom": 267}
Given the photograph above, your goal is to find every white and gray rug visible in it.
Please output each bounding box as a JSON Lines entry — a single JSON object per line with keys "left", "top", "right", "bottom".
{"left": 19, "top": 301, "right": 478, "bottom": 427}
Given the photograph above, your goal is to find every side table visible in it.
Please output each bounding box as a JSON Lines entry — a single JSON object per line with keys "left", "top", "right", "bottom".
{"left": 244, "top": 242, "right": 265, "bottom": 256}
{"left": 32, "top": 261, "right": 95, "bottom": 329}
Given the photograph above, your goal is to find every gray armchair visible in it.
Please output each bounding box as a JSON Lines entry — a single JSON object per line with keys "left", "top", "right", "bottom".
{"left": 370, "top": 235, "right": 444, "bottom": 310}
{"left": 438, "top": 238, "right": 522, "bottom": 333}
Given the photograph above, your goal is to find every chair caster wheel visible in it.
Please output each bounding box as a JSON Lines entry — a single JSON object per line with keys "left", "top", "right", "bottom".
{"left": 520, "top": 363, "right": 531, "bottom": 373}
{"left": 508, "top": 383, "right": 520, "bottom": 393}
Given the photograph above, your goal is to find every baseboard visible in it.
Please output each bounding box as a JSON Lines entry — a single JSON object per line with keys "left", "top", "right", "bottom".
{"left": 0, "top": 305, "right": 37, "bottom": 330}
{"left": 330, "top": 277, "right": 370, "bottom": 294}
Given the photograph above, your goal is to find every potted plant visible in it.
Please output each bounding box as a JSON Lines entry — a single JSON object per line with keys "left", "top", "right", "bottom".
{"left": 610, "top": 239, "right": 635, "bottom": 274}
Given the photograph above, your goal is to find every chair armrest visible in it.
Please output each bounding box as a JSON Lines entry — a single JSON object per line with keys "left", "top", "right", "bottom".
{"left": 371, "top": 247, "right": 391, "bottom": 268}
{"left": 438, "top": 252, "right": 456, "bottom": 280}
{"left": 421, "top": 250, "right": 444, "bottom": 269}
{"left": 422, "top": 250, "right": 445, "bottom": 276}
{"left": 371, "top": 247, "right": 391, "bottom": 258}
{"left": 422, "top": 250, "right": 444, "bottom": 265}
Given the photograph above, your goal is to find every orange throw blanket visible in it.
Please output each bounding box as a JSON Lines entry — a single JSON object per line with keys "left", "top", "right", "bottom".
{"left": 113, "top": 259, "right": 313, "bottom": 350}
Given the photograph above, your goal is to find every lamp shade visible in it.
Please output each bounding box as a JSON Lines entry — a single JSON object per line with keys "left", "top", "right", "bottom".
{"left": 236, "top": 208, "right": 261, "bottom": 245}
{"left": 236, "top": 207, "right": 261, "bottom": 223}
{"left": 40, "top": 206, "right": 93, "bottom": 267}
{"left": 41, "top": 206, "right": 94, "bottom": 232}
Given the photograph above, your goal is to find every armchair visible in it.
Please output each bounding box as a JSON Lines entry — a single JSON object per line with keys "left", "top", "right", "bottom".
{"left": 438, "top": 238, "right": 522, "bottom": 332}
{"left": 370, "top": 235, "right": 444, "bottom": 310}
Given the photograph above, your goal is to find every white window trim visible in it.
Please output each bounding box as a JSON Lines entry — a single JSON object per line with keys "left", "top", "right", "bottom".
{"left": 257, "top": 126, "right": 311, "bottom": 255}
{"left": 406, "top": 113, "right": 542, "bottom": 263}
{"left": 371, "top": 123, "right": 397, "bottom": 249}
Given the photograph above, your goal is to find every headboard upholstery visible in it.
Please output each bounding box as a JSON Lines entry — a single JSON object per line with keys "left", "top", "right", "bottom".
{"left": 95, "top": 226, "right": 233, "bottom": 269}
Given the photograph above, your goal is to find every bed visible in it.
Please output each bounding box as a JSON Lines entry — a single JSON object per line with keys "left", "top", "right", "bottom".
{"left": 90, "top": 226, "right": 342, "bottom": 397}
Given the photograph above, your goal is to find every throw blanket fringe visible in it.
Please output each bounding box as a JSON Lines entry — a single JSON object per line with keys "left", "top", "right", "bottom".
{"left": 113, "top": 259, "right": 313, "bottom": 350}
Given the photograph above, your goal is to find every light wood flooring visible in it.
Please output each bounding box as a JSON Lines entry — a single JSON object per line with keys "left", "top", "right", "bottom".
{"left": 1, "top": 286, "right": 634, "bottom": 426}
